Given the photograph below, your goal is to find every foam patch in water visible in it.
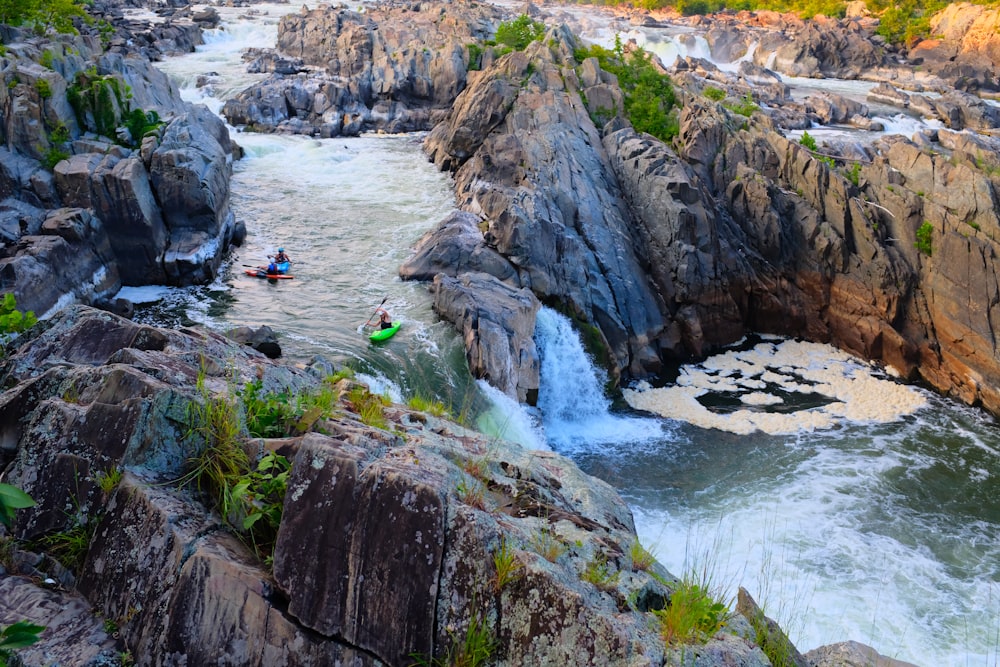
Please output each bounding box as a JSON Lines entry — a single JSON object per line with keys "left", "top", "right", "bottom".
{"left": 623, "top": 340, "right": 926, "bottom": 434}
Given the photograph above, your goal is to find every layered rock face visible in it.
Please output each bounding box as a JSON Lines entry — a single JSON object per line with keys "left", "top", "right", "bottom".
{"left": 0, "top": 19, "right": 240, "bottom": 318}
{"left": 0, "top": 306, "right": 777, "bottom": 666}
{"left": 222, "top": 2, "right": 505, "bottom": 136}
{"left": 399, "top": 9, "right": 1000, "bottom": 414}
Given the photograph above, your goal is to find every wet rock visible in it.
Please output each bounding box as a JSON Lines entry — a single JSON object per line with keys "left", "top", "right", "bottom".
{"left": 398, "top": 210, "right": 519, "bottom": 285}
{"left": 806, "top": 640, "right": 921, "bottom": 667}
{"left": 226, "top": 324, "right": 282, "bottom": 358}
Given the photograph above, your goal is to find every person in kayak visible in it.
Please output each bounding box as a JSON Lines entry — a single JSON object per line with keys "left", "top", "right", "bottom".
{"left": 270, "top": 248, "right": 290, "bottom": 264}
{"left": 376, "top": 308, "right": 393, "bottom": 330}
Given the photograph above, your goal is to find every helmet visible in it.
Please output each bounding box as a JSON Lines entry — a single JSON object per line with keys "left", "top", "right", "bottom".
{"left": 278, "top": 247, "right": 284, "bottom": 252}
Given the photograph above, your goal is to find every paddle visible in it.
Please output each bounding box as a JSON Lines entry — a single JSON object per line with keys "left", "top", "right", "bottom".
{"left": 362, "top": 296, "right": 388, "bottom": 327}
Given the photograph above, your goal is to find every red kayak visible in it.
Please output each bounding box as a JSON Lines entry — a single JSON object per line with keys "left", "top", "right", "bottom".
{"left": 245, "top": 268, "right": 294, "bottom": 280}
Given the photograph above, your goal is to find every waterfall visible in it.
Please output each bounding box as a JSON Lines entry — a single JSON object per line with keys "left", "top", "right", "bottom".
{"left": 534, "top": 307, "right": 662, "bottom": 452}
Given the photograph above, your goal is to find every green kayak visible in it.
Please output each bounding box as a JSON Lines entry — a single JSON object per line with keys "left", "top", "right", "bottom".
{"left": 369, "top": 322, "right": 401, "bottom": 342}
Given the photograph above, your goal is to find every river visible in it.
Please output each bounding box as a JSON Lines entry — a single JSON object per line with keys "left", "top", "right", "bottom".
{"left": 129, "top": 6, "right": 1000, "bottom": 665}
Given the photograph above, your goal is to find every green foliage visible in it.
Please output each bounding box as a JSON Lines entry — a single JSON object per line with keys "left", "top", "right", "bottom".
{"left": 34, "top": 78, "right": 51, "bottom": 101}
{"left": 873, "top": 0, "right": 945, "bottom": 45}
{"left": 703, "top": 86, "right": 726, "bottom": 102}
{"left": 629, "top": 538, "right": 656, "bottom": 571}
{"left": 50, "top": 123, "right": 70, "bottom": 144}
{"left": 409, "top": 612, "right": 497, "bottom": 667}
{"left": 467, "top": 43, "right": 483, "bottom": 71}
{"left": 123, "top": 108, "right": 161, "bottom": 145}
{"left": 67, "top": 70, "right": 144, "bottom": 144}
{"left": 40, "top": 521, "right": 93, "bottom": 574}
{"left": 845, "top": 161, "right": 862, "bottom": 187}
{"left": 0, "top": 620, "right": 45, "bottom": 665}
{"left": 798, "top": 130, "right": 818, "bottom": 151}
{"left": 407, "top": 394, "right": 450, "bottom": 418}
{"left": 456, "top": 478, "right": 486, "bottom": 509}
{"left": 582, "top": 552, "right": 619, "bottom": 591}
{"left": 575, "top": 38, "right": 679, "bottom": 142}
{"left": 0, "top": 293, "right": 37, "bottom": 338}
{"left": 41, "top": 146, "right": 69, "bottom": 170}
{"left": 95, "top": 467, "right": 123, "bottom": 495}
{"left": 653, "top": 580, "right": 729, "bottom": 645}
{"left": 492, "top": 536, "right": 523, "bottom": 592}
{"left": 0, "top": 483, "right": 34, "bottom": 529}
{"left": 724, "top": 92, "right": 758, "bottom": 117}
{"left": 915, "top": 221, "right": 933, "bottom": 256}
{"left": 39, "top": 50, "right": 54, "bottom": 68}
{"left": 0, "top": 0, "right": 90, "bottom": 34}
{"left": 231, "top": 452, "right": 290, "bottom": 560}
{"left": 348, "top": 385, "right": 388, "bottom": 429}
{"left": 494, "top": 14, "right": 545, "bottom": 52}
{"left": 240, "top": 378, "right": 338, "bottom": 438}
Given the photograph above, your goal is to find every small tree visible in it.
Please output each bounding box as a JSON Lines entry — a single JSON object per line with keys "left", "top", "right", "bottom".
{"left": 494, "top": 15, "right": 545, "bottom": 52}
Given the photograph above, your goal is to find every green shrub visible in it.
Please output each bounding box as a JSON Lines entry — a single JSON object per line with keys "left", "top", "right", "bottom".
{"left": 798, "top": 130, "right": 818, "bottom": 151}
{"left": 123, "top": 108, "right": 162, "bottom": 145}
{"left": 703, "top": 86, "right": 726, "bottom": 101}
{"left": 915, "top": 221, "right": 933, "bottom": 256}
{"left": 467, "top": 43, "right": 483, "bottom": 71}
{"left": 494, "top": 14, "right": 545, "bottom": 52}
{"left": 582, "top": 552, "right": 619, "bottom": 591}
{"left": 724, "top": 92, "right": 758, "bottom": 117}
{"left": 845, "top": 162, "right": 862, "bottom": 186}
{"left": 409, "top": 611, "right": 496, "bottom": 667}
{"left": 492, "top": 536, "right": 523, "bottom": 592}
{"left": 0, "top": 293, "right": 37, "bottom": 339}
{"left": 41, "top": 147, "right": 69, "bottom": 170}
{"left": 39, "top": 50, "right": 54, "bottom": 68}
{"left": 33, "top": 78, "right": 51, "bottom": 99}
{"left": 575, "top": 38, "right": 679, "bottom": 142}
{"left": 231, "top": 452, "right": 290, "bottom": 561}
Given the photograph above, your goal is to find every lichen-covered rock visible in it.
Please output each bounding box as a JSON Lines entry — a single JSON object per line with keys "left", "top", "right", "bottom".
{"left": 0, "top": 307, "right": 779, "bottom": 667}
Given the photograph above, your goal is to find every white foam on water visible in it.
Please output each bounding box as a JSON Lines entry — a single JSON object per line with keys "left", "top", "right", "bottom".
{"left": 115, "top": 285, "right": 177, "bottom": 304}
{"left": 623, "top": 340, "right": 927, "bottom": 435}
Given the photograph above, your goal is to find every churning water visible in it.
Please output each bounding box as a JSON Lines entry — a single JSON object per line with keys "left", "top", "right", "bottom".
{"left": 132, "top": 7, "right": 1000, "bottom": 665}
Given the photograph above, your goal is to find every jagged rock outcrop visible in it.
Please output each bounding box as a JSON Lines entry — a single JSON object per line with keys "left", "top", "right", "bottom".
{"left": 0, "top": 306, "right": 778, "bottom": 666}
{"left": 222, "top": 2, "right": 506, "bottom": 136}
{"left": 0, "top": 19, "right": 240, "bottom": 317}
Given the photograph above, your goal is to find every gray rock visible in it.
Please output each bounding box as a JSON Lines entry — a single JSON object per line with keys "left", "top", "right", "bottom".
{"left": 806, "top": 640, "right": 921, "bottom": 667}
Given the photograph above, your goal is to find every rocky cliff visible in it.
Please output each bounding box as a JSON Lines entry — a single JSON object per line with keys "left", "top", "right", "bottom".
{"left": 0, "top": 8, "right": 241, "bottom": 320}
{"left": 0, "top": 305, "right": 786, "bottom": 666}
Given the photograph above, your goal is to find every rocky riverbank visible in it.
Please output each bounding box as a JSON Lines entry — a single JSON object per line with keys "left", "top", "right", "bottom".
{"left": 0, "top": 2, "right": 241, "bottom": 320}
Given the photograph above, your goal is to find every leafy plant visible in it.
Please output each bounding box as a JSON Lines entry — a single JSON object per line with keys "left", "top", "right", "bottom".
{"left": 95, "top": 468, "right": 123, "bottom": 495}
{"left": 915, "top": 221, "right": 933, "bottom": 256}
{"left": 348, "top": 386, "right": 388, "bottom": 429}
{"left": 0, "top": 293, "right": 37, "bottom": 338}
{"left": 467, "top": 43, "right": 483, "bottom": 71}
{"left": 845, "top": 161, "right": 862, "bottom": 186}
{"left": 408, "top": 394, "right": 450, "bottom": 418}
{"left": 492, "top": 536, "right": 523, "bottom": 592}
{"left": 456, "top": 479, "right": 486, "bottom": 510}
{"left": 41, "top": 147, "right": 69, "bottom": 170}
{"left": 494, "top": 14, "right": 545, "bottom": 53}
{"left": 0, "top": 484, "right": 34, "bottom": 528}
{"left": 0, "top": 620, "right": 45, "bottom": 666}
{"left": 39, "top": 518, "right": 94, "bottom": 574}
{"left": 123, "top": 108, "right": 162, "bottom": 145}
{"left": 230, "top": 452, "right": 290, "bottom": 560}
{"left": 653, "top": 579, "right": 729, "bottom": 645}
{"left": 39, "top": 50, "right": 54, "bottom": 68}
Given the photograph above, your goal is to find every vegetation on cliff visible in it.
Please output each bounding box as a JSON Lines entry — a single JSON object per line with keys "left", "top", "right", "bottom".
{"left": 0, "top": 0, "right": 92, "bottom": 35}
{"left": 576, "top": 37, "right": 680, "bottom": 141}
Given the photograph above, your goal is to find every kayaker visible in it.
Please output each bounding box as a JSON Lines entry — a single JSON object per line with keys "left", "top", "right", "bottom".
{"left": 271, "top": 248, "right": 290, "bottom": 264}
{"left": 266, "top": 260, "right": 278, "bottom": 274}
{"left": 376, "top": 308, "right": 393, "bottom": 330}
